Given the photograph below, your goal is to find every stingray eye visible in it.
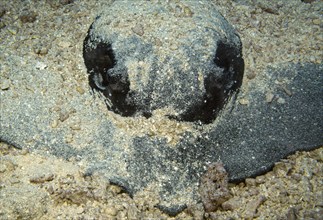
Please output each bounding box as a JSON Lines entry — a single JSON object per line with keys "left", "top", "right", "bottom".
{"left": 92, "top": 73, "right": 106, "bottom": 91}
{"left": 178, "top": 41, "right": 244, "bottom": 124}
{"left": 83, "top": 26, "right": 135, "bottom": 116}
{"left": 83, "top": 32, "right": 116, "bottom": 78}
{"left": 83, "top": 30, "right": 117, "bottom": 90}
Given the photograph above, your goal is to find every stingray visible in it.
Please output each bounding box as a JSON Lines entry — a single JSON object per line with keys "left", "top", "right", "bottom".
{"left": 0, "top": 0, "right": 322, "bottom": 215}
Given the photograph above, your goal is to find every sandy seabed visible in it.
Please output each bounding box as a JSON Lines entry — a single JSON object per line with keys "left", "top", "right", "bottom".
{"left": 0, "top": 0, "right": 322, "bottom": 219}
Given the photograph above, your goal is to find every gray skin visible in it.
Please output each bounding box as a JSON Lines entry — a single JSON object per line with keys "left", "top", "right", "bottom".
{"left": 83, "top": 0, "right": 244, "bottom": 123}
{"left": 0, "top": 0, "right": 322, "bottom": 216}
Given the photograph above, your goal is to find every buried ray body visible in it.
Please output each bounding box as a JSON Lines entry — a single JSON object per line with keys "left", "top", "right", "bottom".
{"left": 79, "top": 0, "right": 322, "bottom": 214}
{"left": 0, "top": 0, "right": 321, "bottom": 216}
{"left": 83, "top": 1, "right": 244, "bottom": 124}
